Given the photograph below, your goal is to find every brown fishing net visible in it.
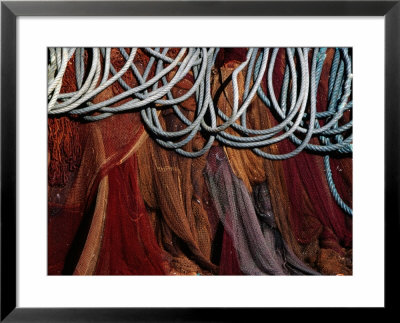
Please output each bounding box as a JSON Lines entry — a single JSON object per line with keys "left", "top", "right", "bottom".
{"left": 137, "top": 110, "right": 216, "bottom": 275}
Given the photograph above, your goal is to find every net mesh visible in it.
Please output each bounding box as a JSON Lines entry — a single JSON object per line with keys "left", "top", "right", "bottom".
{"left": 48, "top": 48, "right": 352, "bottom": 275}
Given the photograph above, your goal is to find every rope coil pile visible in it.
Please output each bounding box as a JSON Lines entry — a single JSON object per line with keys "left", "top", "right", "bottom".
{"left": 47, "top": 47, "right": 353, "bottom": 215}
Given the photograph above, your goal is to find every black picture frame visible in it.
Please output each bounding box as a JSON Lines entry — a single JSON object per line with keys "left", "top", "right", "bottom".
{"left": 1, "top": 0, "right": 398, "bottom": 321}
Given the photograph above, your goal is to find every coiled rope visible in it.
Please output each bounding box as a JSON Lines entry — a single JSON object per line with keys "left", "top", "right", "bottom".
{"left": 47, "top": 47, "right": 353, "bottom": 215}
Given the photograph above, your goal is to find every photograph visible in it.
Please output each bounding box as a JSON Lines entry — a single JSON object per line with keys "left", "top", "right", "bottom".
{"left": 47, "top": 47, "right": 353, "bottom": 276}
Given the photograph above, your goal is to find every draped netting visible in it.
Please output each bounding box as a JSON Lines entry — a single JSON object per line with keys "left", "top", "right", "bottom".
{"left": 204, "top": 146, "right": 319, "bottom": 275}
{"left": 48, "top": 49, "right": 167, "bottom": 275}
{"left": 48, "top": 48, "right": 352, "bottom": 275}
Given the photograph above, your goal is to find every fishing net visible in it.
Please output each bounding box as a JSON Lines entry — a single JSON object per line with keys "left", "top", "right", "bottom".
{"left": 48, "top": 47, "right": 352, "bottom": 275}
{"left": 48, "top": 49, "right": 167, "bottom": 275}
